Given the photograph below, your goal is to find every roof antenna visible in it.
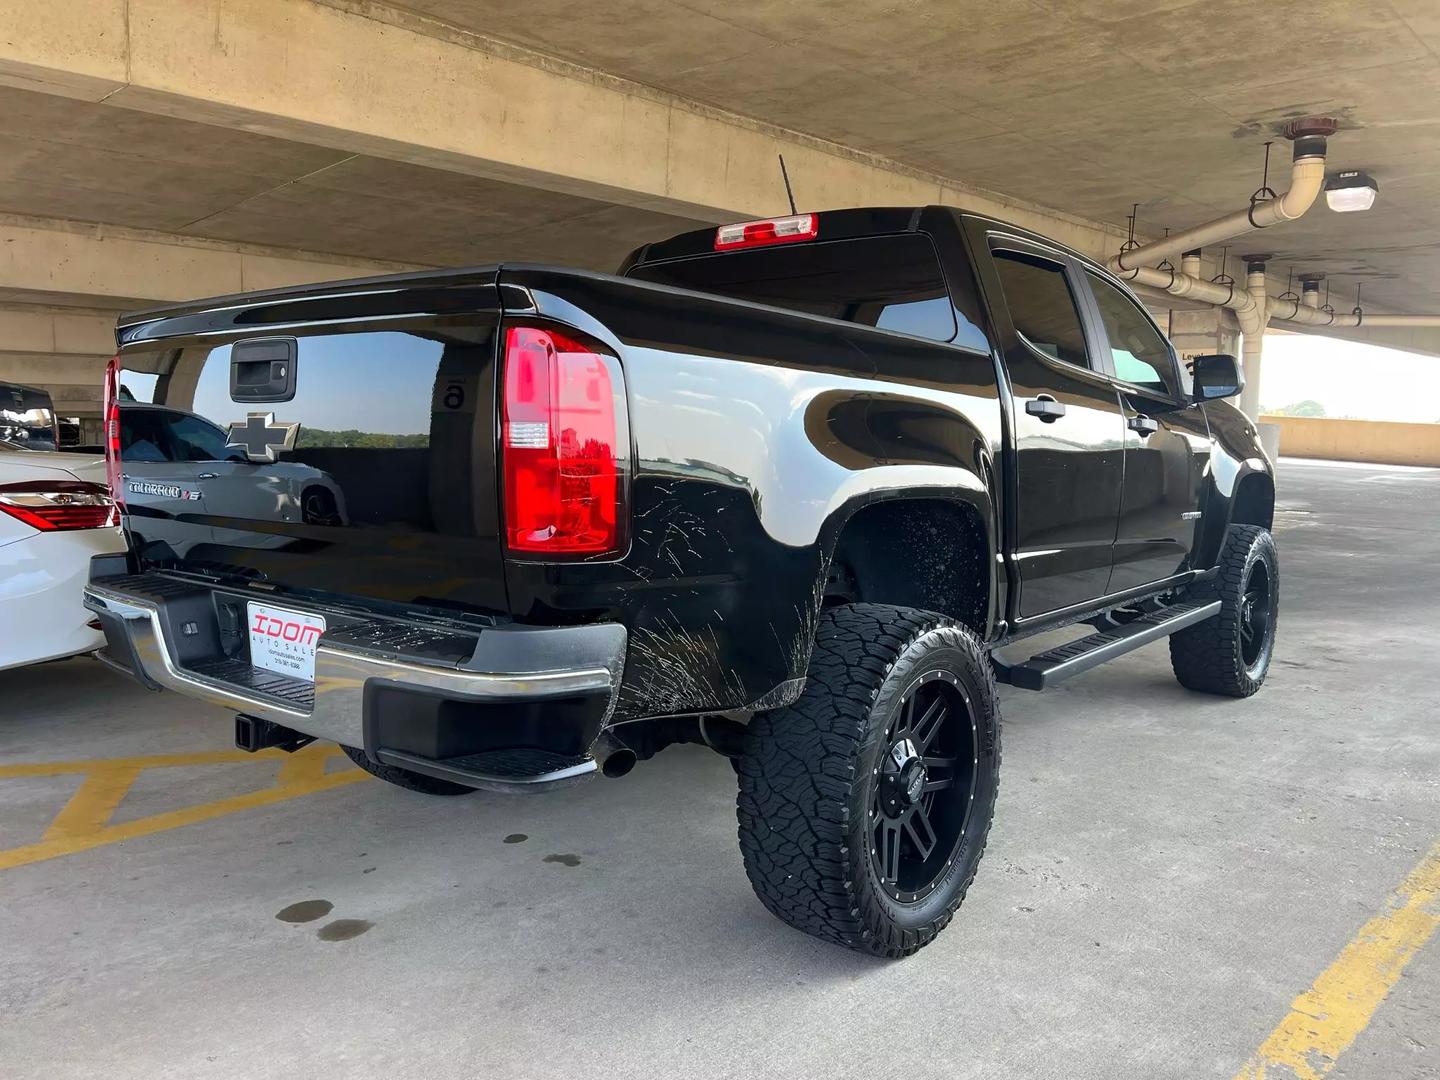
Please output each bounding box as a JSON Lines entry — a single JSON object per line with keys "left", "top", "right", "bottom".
{"left": 778, "top": 154, "right": 798, "bottom": 216}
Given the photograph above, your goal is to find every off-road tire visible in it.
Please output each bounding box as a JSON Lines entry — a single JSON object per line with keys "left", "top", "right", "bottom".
{"left": 1169, "top": 524, "right": 1279, "bottom": 697}
{"left": 736, "top": 603, "right": 1001, "bottom": 959}
{"left": 340, "top": 744, "right": 475, "bottom": 795}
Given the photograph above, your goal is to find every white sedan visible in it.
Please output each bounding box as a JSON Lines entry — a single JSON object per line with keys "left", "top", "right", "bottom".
{"left": 1, "top": 443, "right": 126, "bottom": 670}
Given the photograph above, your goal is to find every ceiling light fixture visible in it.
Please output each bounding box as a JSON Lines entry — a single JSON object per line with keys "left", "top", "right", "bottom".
{"left": 1324, "top": 170, "right": 1379, "bottom": 213}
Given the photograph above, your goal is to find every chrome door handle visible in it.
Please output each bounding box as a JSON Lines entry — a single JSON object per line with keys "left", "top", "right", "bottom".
{"left": 1127, "top": 414, "right": 1158, "bottom": 437}
{"left": 1025, "top": 395, "right": 1066, "bottom": 423}
{"left": 197, "top": 472, "right": 219, "bottom": 480}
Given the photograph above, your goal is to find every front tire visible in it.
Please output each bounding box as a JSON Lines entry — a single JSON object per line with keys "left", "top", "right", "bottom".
{"left": 1169, "top": 524, "right": 1279, "bottom": 697}
{"left": 736, "top": 603, "right": 1001, "bottom": 959}
{"left": 340, "top": 745, "right": 475, "bottom": 796}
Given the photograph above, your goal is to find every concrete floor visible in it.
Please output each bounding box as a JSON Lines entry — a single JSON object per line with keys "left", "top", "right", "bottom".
{"left": 2, "top": 460, "right": 1437, "bottom": 1080}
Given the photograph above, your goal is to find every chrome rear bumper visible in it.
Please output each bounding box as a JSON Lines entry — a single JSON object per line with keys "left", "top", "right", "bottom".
{"left": 82, "top": 581, "right": 626, "bottom": 755}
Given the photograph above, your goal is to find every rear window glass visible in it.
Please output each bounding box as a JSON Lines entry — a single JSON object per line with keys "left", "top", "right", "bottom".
{"left": 1, "top": 384, "right": 57, "bottom": 450}
{"left": 627, "top": 234, "right": 958, "bottom": 343}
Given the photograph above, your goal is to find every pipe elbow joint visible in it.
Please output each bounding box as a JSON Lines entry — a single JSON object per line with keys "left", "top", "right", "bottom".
{"left": 1275, "top": 159, "right": 1326, "bottom": 221}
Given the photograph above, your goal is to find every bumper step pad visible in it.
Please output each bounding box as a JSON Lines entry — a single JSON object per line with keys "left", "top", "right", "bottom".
{"left": 374, "top": 747, "right": 597, "bottom": 793}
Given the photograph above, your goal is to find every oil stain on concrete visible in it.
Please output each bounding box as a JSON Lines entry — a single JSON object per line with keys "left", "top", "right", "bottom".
{"left": 275, "top": 900, "right": 333, "bottom": 923}
{"left": 542, "top": 853, "right": 581, "bottom": 867}
{"left": 503, "top": 833, "right": 528, "bottom": 844}
{"left": 317, "top": 919, "right": 373, "bottom": 942}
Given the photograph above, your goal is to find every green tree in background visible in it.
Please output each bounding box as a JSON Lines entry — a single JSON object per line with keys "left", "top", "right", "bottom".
{"left": 1266, "top": 400, "right": 1327, "bottom": 418}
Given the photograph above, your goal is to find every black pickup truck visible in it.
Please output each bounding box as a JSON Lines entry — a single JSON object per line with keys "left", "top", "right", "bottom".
{"left": 85, "top": 206, "right": 1278, "bottom": 958}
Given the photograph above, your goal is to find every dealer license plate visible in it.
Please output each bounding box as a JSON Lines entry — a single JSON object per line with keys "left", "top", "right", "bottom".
{"left": 246, "top": 602, "right": 327, "bottom": 683}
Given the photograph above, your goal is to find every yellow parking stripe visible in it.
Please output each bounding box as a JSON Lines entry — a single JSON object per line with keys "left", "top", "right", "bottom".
{"left": 1233, "top": 839, "right": 1440, "bottom": 1079}
{"left": 0, "top": 745, "right": 369, "bottom": 872}
{"left": 42, "top": 764, "right": 143, "bottom": 841}
{"left": 275, "top": 747, "right": 331, "bottom": 786}
{"left": 0, "top": 748, "right": 292, "bottom": 777}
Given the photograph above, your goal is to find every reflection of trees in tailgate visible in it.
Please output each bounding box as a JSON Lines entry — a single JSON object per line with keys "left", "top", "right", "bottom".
{"left": 295, "top": 429, "right": 429, "bottom": 449}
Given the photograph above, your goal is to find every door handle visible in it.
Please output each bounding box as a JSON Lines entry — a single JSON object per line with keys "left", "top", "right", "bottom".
{"left": 197, "top": 472, "right": 219, "bottom": 480}
{"left": 1128, "top": 414, "right": 1159, "bottom": 436}
{"left": 1025, "top": 396, "right": 1066, "bottom": 423}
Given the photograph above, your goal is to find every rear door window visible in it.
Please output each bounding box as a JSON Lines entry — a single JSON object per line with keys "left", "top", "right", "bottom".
{"left": 991, "top": 250, "right": 1091, "bottom": 368}
{"left": 163, "top": 413, "right": 233, "bottom": 462}
{"left": 120, "top": 410, "right": 172, "bottom": 462}
{"left": 627, "top": 234, "right": 958, "bottom": 343}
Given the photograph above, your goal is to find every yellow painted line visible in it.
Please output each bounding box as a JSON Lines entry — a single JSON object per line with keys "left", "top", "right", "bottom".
{"left": 1233, "top": 839, "right": 1440, "bottom": 1080}
{"left": 275, "top": 745, "right": 331, "bottom": 786}
{"left": 0, "top": 748, "right": 295, "bottom": 777}
{"left": 42, "top": 764, "right": 143, "bottom": 841}
{"left": 0, "top": 767, "right": 369, "bottom": 872}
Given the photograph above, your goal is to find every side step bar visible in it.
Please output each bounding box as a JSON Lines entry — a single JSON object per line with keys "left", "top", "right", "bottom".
{"left": 993, "top": 599, "right": 1221, "bottom": 691}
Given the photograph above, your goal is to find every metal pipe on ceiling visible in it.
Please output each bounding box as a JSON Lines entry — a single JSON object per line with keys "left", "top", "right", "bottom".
{"left": 1108, "top": 121, "right": 1334, "bottom": 274}
{"left": 1268, "top": 303, "right": 1440, "bottom": 328}
{"left": 1240, "top": 261, "right": 1269, "bottom": 420}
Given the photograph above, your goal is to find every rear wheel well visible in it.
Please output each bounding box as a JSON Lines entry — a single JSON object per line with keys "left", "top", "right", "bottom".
{"left": 1231, "top": 473, "right": 1274, "bottom": 530}
{"left": 826, "top": 499, "right": 989, "bottom": 634}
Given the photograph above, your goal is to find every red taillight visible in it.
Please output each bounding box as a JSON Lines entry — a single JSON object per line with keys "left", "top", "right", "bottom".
{"left": 501, "top": 326, "right": 626, "bottom": 557}
{"left": 714, "top": 213, "right": 818, "bottom": 251}
{"left": 103, "top": 354, "right": 124, "bottom": 511}
{"left": 0, "top": 481, "right": 117, "bottom": 532}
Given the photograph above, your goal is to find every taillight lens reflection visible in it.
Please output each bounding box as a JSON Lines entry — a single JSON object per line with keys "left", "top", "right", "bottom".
{"left": 501, "top": 326, "right": 627, "bottom": 556}
{"left": 0, "top": 481, "right": 117, "bottom": 532}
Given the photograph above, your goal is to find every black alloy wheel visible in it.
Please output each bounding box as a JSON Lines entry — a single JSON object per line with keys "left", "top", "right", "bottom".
{"left": 870, "top": 670, "right": 978, "bottom": 904}
{"left": 1238, "top": 558, "right": 1273, "bottom": 671}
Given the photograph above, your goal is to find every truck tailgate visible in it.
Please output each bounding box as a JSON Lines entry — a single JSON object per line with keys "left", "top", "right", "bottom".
{"left": 114, "top": 272, "right": 507, "bottom": 617}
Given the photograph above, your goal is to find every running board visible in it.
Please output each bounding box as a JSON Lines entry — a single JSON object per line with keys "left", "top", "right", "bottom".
{"left": 993, "top": 599, "right": 1221, "bottom": 691}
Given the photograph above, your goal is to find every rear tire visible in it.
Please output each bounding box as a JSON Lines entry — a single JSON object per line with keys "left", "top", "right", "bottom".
{"left": 1169, "top": 524, "right": 1279, "bottom": 697}
{"left": 301, "top": 486, "right": 341, "bottom": 526}
{"left": 736, "top": 603, "right": 1000, "bottom": 959}
{"left": 340, "top": 745, "right": 475, "bottom": 796}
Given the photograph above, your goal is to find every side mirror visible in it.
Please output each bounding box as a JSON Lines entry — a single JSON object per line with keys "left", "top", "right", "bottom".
{"left": 1190, "top": 353, "right": 1244, "bottom": 401}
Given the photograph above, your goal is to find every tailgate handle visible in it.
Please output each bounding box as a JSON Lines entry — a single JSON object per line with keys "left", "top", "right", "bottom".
{"left": 230, "top": 337, "right": 298, "bottom": 403}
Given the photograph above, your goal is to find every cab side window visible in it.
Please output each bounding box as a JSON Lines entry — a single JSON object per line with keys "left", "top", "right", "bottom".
{"left": 992, "top": 250, "right": 1091, "bottom": 368}
{"left": 1087, "top": 274, "right": 1179, "bottom": 395}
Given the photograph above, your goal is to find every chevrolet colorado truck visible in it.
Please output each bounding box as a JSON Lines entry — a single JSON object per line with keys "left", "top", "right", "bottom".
{"left": 84, "top": 206, "right": 1278, "bottom": 958}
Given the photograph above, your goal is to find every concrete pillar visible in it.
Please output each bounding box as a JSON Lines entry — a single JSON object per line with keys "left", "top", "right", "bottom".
{"left": 1169, "top": 307, "right": 1242, "bottom": 362}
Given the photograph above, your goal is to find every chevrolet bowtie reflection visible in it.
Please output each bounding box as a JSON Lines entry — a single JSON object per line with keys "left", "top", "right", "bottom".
{"left": 119, "top": 403, "right": 347, "bottom": 534}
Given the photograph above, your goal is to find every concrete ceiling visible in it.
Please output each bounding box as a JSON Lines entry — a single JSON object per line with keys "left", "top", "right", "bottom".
{"left": 388, "top": 0, "right": 1440, "bottom": 313}
{"left": 2, "top": 0, "right": 1437, "bottom": 317}
{"left": 0, "top": 85, "right": 708, "bottom": 278}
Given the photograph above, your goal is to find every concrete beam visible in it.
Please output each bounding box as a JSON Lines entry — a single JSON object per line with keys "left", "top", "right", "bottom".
{"left": 0, "top": 307, "right": 117, "bottom": 356}
{"left": 0, "top": 214, "right": 419, "bottom": 307}
{"left": 0, "top": 0, "right": 1129, "bottom": 261}
{"left": 0, "top": 352, "right": 111, "bottom": 386}
{"left": 1322, "top": 324, "right": 1440, "bottom": 361}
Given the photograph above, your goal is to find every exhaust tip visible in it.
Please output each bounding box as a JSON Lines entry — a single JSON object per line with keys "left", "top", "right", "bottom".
{"left": 600, "top": 748, "right": 637, "bottom": 779}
